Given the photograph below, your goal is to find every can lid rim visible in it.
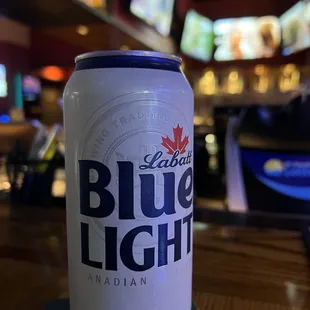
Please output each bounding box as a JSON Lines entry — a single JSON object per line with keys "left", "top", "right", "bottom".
{"left": 75, "top": 50, "right": 182, "bottom": 64}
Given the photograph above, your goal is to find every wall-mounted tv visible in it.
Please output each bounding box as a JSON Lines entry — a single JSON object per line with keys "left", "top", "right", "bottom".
{"left": 280, "top": 1, "right": 310, "bottom": 55}
{"left": 130, "top": 0, "right": 175, "bottom": 36}
{"left": 22, "top": 75, "right": 41, "bottom": 105}
{"left": 0, "top": 64, "right": 7, "bottom": 98}
{"left": 214, "top": 16, "right": 280, "bottom": 61}
{"left": 180, "top": 10, "right": 214, "bottom": 62}
{"left": 23, "top": 75, "right": 41, "bottom": 96}
{"left": 22, "top": 75, "right": 41, "bottom": 119}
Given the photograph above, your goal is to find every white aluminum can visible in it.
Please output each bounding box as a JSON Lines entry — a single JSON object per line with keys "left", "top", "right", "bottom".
{"left": 63, "top": 50, "right": 194, "bottom": 310}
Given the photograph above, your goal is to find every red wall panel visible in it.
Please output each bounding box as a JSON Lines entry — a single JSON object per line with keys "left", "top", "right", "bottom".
{"left": 30, "top": 30, "right": 89, "bottom": 68}
{"left": 0, "top": 42, "right": 29, "bottom": 113}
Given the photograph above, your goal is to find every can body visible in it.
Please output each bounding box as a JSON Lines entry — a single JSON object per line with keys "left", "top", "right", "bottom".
{"left": 64, "top": 51, "right": 194, "bottom": 310}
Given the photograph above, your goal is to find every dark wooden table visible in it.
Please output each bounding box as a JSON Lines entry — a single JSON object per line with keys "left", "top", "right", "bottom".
{"left": 0, "top": 204, "right": 309, "bottom": 310}
{"left": 193, "top": 223, "right": 310, "bottom": 310}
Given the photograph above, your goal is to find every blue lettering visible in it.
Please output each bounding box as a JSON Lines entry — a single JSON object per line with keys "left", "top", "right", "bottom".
{"left": 158, "top": 159, "right": 169, "bottom": 168}
{"left": 81, "top": 222, "right": 102, "bottom": 269}
{"left": 81, "top": 215, "right": 192, "bottom": 271}
{"left": 139, "top": 151, "right": 163, "bottom": 170}
{"left": 170, "top": 150, "right": 179, "bottom": 167}
{"left": 120, "top": 226, "right": 155, "bottom": 271}
{"left": 178, "top": 167, "right": 193, "bottom": 209}
{"left": 79, "top": 159, "right": 193, "bottom": 271}
{"left": 79, "top": 160, "right": 115, "bottom": 218}
{"left": 139, "top": 150, "right": 192, "bottom": 170}
{"left": 183, "top": 212, "right": 193, "bottom": 254}
{"left": 118, "top": 161, "right": 135, "bottom": 219}
{"left": 105, "top": 227, "right": 117, "bottom": 271}
{"left": 140, "top": 172, "right": 176, "bottom": 218}
{"left": 158, "top": 219, "right": 182, "bottom": 267}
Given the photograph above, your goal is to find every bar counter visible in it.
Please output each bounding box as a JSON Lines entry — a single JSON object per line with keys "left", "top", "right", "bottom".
{"left": 0, "top": 204, "right": 309, "bottom": 310}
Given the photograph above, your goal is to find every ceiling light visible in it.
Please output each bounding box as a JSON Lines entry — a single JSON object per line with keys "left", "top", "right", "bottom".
{"left": 254, "top": 65, "right": 266, "bottom": 75}
{"left": 205, "top": 134, "right": 215, "bottom": 144}
{"left": 40, "top": 66, "right": 65, "bottom": 82}
{"left": 120, "top": 45, "right": 130, "bottom": 50}
{"left": 77, "top": 25, "right": 89, "bottom": 36}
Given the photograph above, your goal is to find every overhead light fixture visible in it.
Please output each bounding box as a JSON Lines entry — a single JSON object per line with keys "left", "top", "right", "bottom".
{"left": 197, "top": 70, "right": 218, "bottom": 95}
{"left": 77, "top": 25, "right": 89, "bottom": 36}
{"left": 120, "top": 45, "right": 130, "bottom": 50}
{"left": 40, "top": 66, "right": 65, "bottom": 82}
{"left": 77, "top": 0, "right": 106, "bottom": 9}
{"left": 279, "top": 64, "right": 300, "bottom": 92}
{"left": 225, "top": 70, "right": 244, "bottom": 94}
{"left": 193, "top": 116, "right": 205, "bottom": 126}
{"left": 254, "top": 65, "right": 266, "bottom": 76}
{"left": 205, "top": 134, "right": 215, "bottom": 144}
{"left": 253, "top": 65, "right": 270, "bottom": 94}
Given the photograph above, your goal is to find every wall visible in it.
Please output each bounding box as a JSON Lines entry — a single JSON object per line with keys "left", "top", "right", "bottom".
{"left": 30, "top": 29, "right": 88, "bottom": 68}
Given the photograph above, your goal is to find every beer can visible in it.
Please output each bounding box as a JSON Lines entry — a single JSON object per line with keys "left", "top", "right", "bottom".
{"left": 63, "top": 50, "right": 194, "bottom": 310}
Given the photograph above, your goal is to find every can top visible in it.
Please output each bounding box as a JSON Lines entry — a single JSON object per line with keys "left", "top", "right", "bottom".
{"left": 75, "top": 50, "right": 182, "bottom": 64}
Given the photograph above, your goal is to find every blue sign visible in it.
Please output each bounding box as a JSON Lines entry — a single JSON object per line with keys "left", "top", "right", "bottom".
{"left": 241, "top": 150, "right": 310, "bottom": 201}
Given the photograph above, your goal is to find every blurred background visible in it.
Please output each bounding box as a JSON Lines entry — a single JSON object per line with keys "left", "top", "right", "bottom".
{"left": 1, "top": 0, "right": 310, "bottom": 309}
{"left": 0, "top": 0, "right": 309, "bottom": 212}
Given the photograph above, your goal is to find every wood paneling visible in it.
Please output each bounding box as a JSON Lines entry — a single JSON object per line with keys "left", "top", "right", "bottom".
{"left": 0, "top": 17, "right": 30, "bottom": 48}
{"left": 30, "top": 30, "right": 88, "bottom": 68}
{"left": 40, "top": 23, "right": 147, "bottom": 52}
{"left": 5, "top": 0, "right": 101, "bottom": 27}
{"left": 192, "top": 0, "right": 299, "bottom": 20}
{"left": 30, "top": 23, "right": 148, "bottom": 67}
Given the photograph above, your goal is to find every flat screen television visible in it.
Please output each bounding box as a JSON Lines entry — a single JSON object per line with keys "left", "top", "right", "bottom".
{"left": 22, "top": 75, "right": 41, "bottom": 119}
{"left": 23, "top": 75, "right": 41, "bottom": 100}
{"left": 280, "top": 1, "right": 310, "bottom": 55}
{"left": 0, "top": 64, "right": 7, "bottom": 98}
{"left": 214, "top": 16, "right": 281, "bottom": 61}
{"left": 130, "top": 0, "right": 175, "bottom": 36}
{"left": 180, "top": 10, "right": 214, "bottom": 62}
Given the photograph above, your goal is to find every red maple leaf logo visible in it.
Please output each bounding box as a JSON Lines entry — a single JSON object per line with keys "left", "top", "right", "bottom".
{"left": 161, "top": 124, "right": 189, "bottom": 155}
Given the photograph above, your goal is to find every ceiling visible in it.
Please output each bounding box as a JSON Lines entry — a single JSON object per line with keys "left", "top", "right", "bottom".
{"left": 37, "top": 23, "right": 148, "bottom": 52}
{"left": 30, "top": 23, "right": 149, "bottom": 67}
{"left": 4, "top": 0, "right": 175, "bottom": 57}
{"left": 3, "top": 0, "right": 102, "bottom": 27}
{"left": 192, "top": 0, "right": 299, "bottom": 19}
{"left": 4, "top": 0, "right": 307, "bottom": 68}
{"left": 4, "top": 0, "right": 300, "bottom": 30}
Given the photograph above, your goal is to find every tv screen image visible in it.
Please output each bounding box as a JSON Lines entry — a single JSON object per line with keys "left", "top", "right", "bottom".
{"left": 130, "top": 0, "right": 175, "bottom": 36}
{"left": 214, "top": 16, "right": 280, "bottom": 61}
{"left": 280, "top": 1, "right": 310, "bottom": 55}
{"left": 23, "top": 76, "right": 41, "bottom": 95}
{"left": 180, "top": 10, "right": 214, "bottom": 62}
{"left": 22, "top": 75, "right": 41, "bottom": 104}
{"left": 257, "top": 16, "right": 281, "bottom": 58}
{"left": 0, "top": 64, "right": 7, "bottom": 98}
